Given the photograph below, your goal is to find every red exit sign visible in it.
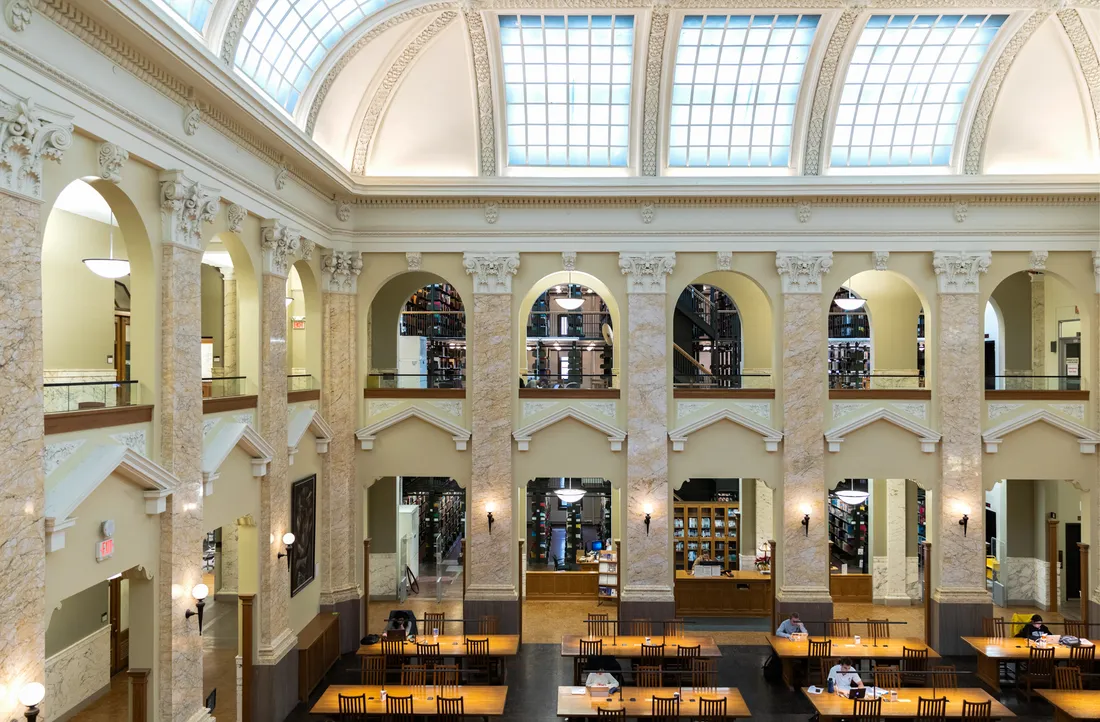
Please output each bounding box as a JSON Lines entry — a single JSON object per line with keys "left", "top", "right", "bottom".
{"left": 96, "top": 538, "right": 114, "bottom": 562}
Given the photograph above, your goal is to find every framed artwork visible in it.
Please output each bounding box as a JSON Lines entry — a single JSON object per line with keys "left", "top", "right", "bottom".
{"left": 290, "top": 474, "right": 316, "bottom": 597}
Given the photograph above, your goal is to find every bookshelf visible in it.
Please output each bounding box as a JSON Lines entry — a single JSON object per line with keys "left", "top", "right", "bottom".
{"left": 673, "top": 502, "right": 740, "bottom": 572}
{"left": 403, "top": 284, "right": 466, "bottom": 387}
{"left": 528, "top": 496, "right": 549, "bottom": 566}
{"left": 598, "top": 546, "right": 619, "bottom": 605}
{"left": 402, "top": 486, "right": 465, "bottom": 562}
{"left": 828, "top": 492, "right": 868, "bottom": 573}
{"left": 565, "top": 504, "right": 583, "bottom": 570}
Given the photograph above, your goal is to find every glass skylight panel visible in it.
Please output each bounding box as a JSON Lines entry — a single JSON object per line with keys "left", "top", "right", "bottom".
{"left": 669, "top": 14, "right": 819, "bottom": 168}
{"left": 830, "top": 14, "right": 1006, "bottom": 168}
{"left": 162, "top": 0, "right": 213, "bottom": 32}
{"left": 500, "top": 15, "right": 636, "bottom": 167}
{"left": 235, "top": 0, "right": 396, "bottom": 113}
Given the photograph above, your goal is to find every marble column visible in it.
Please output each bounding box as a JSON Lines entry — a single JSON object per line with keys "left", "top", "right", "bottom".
{"left": 618, "top": 253, "right": 676, "bottom": 619}
{"left": 774, "top": 253, "right": 834, "bottom": 627}
{"left": 756, "top": 480, "right": 774, "bottom": 563}
{"left": 1030, "top": 271, "right": 1045, "bottom": 377}
{"left": 157, "top": 170, "right": 218, "bottom": 722}
{"left": 254, "top": 220, "right": 300, "bottom": 721}
{"left": 883, "top": 479, "right": 910, "bottom": 605}
{"left": 931, "top": 251, "right": 993, "bottom": 654}
{"left": 218, "top": 523, "right": 238, "bottom": 597}
{"left": 462, "top": 253, "right": 520, "bottom": 632}
{"left": 0, "top": 96, "right": 72, "bottom": 722}
{"left": 1090, "top": 254, "right": 1100, "bottom": 624}
{"left": 319, "top": 251, "right": 363, "bottom": 653}
{"left": 221, "top": 266, "right": 238, "bottom": 376}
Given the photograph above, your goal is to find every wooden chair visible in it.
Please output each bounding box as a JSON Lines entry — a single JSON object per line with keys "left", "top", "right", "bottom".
{"left": 1069, "top": 643, "right": 1095, "bottom": 675}
{"left": 634, "top": 665, "right": 663, "bottom": 687}
{"left": 1054, "top": 665, "right": 1083, "bottom": 690}
{"left": 931, "top": 665, "right": 958, "bottom": 689}
{"left": 916, "top": 696, "right": 947, "bottom": 722}
{"left": 587, "top": 619, "right": 617, "bottom": 638}
{"left": 1063, "top": 620, "right": 1087, "bottom": 638}
{"left": 873, "top": 665, "right": 901, "bottom": 690}
{"left": 477, "top": 615, "right": 498, "bottom": 635}
{"left": 588, "top": 612, "right": 609, "bottom": 621}
{"left": 901, "top": 646, "right": 929, "bottom": 686}
{"left": 400, "top": 663, "right": 427, "bottom": 687}
{"left": 651, "top": 694, "right": 680, "bottom": 722}
{"left": 981, "top": 617, "right": 1006, "bottom": 638}
{"left": 669, "top": 642, "right": 699, "bottom": 684}
{"left": 576, "top": 638, "right": 604, "bottom": 685}
{"left": 696, "top": 696, "right": 726, "bottom": 720}
{"left": 338, "top": 692, "right": 368, "bottom": 722}
{"left": 960, "top": 699, "right": 992, "bottom": 720}
{"left": 381, "top": 638, "right": 406, "bottom": 680}
{"left": 1017, "top": 645, "right": 1055, "bottom": 702}
{"left": 416, "top": 641, "right": 441, "bottom": 668}
{"left": 463, "top": 637, "right": 493, "bottom": 684}
{"left": 434, "top": 663, "right": 460, "bottom": 687}
{"left": 852, "top": 696, "right": 882, "bottom": 721}
{"left": 623, "top": 619, "right": 651, "bottom": 637}
{"left": 825, "top": 618, "right": 851, "bottom": 637}
{"left": 361, "top": 655, "right": 386, "bottom": 685}
{"left": 807, "top": 639, "right": 832, "bottom": 686}
{"left": 866, "top": 619, "right": 890, "bottom": 640}
{"left": 691, "top": 658, "right": 717, "bottom": 691}
{"left": 663, "top": 619, "right": 685, "bottom": 638}
{"left": 383, "top": 693, "right": 415, "bottom": 722}
{"left": 423, "top": 612, "right": 446, "bottom": 636}
{"left": 597, "top": 708, "right": 626, "bottom": 718}
{"left": 436, "top": 695, "right": 464, "bottom": 722}
{"left": 641, "top": 642, "right": 665, "bottom": 662}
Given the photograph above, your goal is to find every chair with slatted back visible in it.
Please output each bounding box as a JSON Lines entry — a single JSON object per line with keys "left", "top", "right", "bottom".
{"left": 463, "top": 637, "right": 493, "bottom": 684}
{"left": 381, "top": 638, "right": 406, "bottom": 680}
{"left": 338, "top": 692, "right": 368, "bottom": 722}
{"left": 361, "top": 655, "right": 386, "bottom": 685}
{"left": 873, "top": 665, "right": 901, "bottom": 690}
{"left": 931, "top": 665, "right": 958, "bottom": 689}
{"left": 961, "top": 699, "right": 992, "bottom": 720}
{"left": 807, "top": 639, "right": 832, "bottom": 687}
{"left": 383, "top": 693, "right": 415, "bottom": 722}
{"left": 651, "top": 694, "right": 680, "bottom": 722}
{"left": 852, "top": 696, "right": 882, "bottom": 721}
{"left": 663, "top": 619, "right": 685, "bottom": 638}
{"left": 916, "top": 696, "right": 948, "bottom": 722}
{"left": 624, "top": 619, "right": 651, "bottom": 637}
{"left": 597, "top": 707, "right": 626, "bottom": 718}
{"left": 436, "top": 694, "right": 464, "bottom": 722}
{"left": 477, "top": 615, "right": 498, "bottom": 635}
{"left": 641, "top": 642, "right": 665, "bottom": 661}
{"left": 1063, "top": 620, "right": 1087, "bottom": 638}
{"left": 671, "top": 643, "right": 701, "bottom": 685}
{"left": 695, "top": 696, "right": 726, "bottom": 721}
{"left": 575, "top": 638, "right": 604, "bottom": 685}
{"left": 434, "top": 663, "right": 460, "bottom": 687}
{"left": 825, "top": 618, "right": 851, "bottom": 637}
{"left": 1017, "top": 645, "right": 1055, "bottom": 702}
{"left": 587, "top": 619, "right": 616, "bottom": 638}
{"left": 634, "top": 664, "right": 663, "bottom": 687}
{"left": 981, "top": 617, "right": 1006, "bottom": 638}
{"left": 400, "top": 663, "right": 427, "bottom": 687}
{"left": 691, "top": 658, "right": 717, "bottom": 691}
{"left": 1054, "top": 665, "right": 1083, "bottom": 690}
{"left": 423, "top": 611, "right": 446, "bottom": 636}
{"left": 588, "top": 612, "right": 609, "bottom": 621}
{"left": 901, "top": 646, "right": 929, "bottom": 686}
{"left": 416, "top": 641, "right": 441, "bottom": 669}
{"left": 1069, "top": 643, "right": 1095, "bottom": 676}
{"left": 866, "top": 619, "right": 890, "bottom": 641}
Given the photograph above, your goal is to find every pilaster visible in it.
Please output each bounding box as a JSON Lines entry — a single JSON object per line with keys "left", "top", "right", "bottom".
{"left": 221, "top": 267, "right": 238, "bottom": 376}
{"left": 1091, "top": 256, "right": 1100, "bottom": 622}
{"left": 619, "top": 253, "right": 676, "bottom": 618}
{"left": 463, "top": 253, "right": 520, "bottom": 631}
{"left": 218, "top": 523, "right": 239, "bottom": 597}
{"left": 775, "top": 253, "right": 833, "bottom": 624}
{"left": 1030, "top": 271, "right": 1045, "bottom": 377}
{"left": 931, "top": 251, "right": 992, "bottom": 654}
{"left": 755, "top": 480, "right": 774, "bottom": 563}
{"left": 883, "top": 479, "right": 910, "bottom": 605}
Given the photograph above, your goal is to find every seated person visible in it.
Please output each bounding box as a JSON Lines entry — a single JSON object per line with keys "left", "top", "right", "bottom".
{"left": 827, "top": 657, "right": 865, "bottom": 696}
{"left": 584, "top": 670, "right": 619, "bottom": 691}
{"left": 690, "top": 553, "right": 712, "bottom": 574}
{"left": 1015, "top": 614, "right": 1052, "bottom": 641}
{"left": 775, "top": 612, "right": 808, "bottom": 638}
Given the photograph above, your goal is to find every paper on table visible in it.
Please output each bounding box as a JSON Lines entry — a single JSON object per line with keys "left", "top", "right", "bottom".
{"left": 717, "top": 687, "right": 730, "bottom": 692}
{"left": 570, "top": 688, "right": 586, "bottom": 695}
{"left": 807, "top": 686, "right": 823, "bottom": 695}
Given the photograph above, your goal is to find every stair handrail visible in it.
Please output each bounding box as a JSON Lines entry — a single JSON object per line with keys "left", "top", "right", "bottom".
{"left": 673, "top": 343, "right": 714, "bottom": 376}
{"left": 686, "top": 285, "right": 715, "bottom": 326}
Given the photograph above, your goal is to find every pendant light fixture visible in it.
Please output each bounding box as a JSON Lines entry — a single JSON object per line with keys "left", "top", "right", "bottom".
{"left": 83, "top": 209, "right": 130, "bottom": 279}
{"left": 834, "top": 479, "right": 869, "bottom": 505}
{"left": 834, "top": 279, "right": 866, "bottom": 311}
{"left": 554, "top": 272, "right": 584, "bottom": 311}
{"left": 553, "top": 478, "right": 586, "bottom": 504}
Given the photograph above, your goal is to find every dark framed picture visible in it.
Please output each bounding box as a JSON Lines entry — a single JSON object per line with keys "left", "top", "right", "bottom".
{"left": 290, "top": 474, "right": 316, "bottom": 597}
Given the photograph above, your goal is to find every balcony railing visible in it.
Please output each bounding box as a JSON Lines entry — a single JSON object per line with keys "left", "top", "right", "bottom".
{"left": 829, "top": 373, "right": 925, "bottom": 390}
{"left": 673, "top": 374, "right": 773, "bottom": 389}
{"left": 287, "top": 374, "right": 315, "bottom": 392}
{"left": 521, "top": 373, "right": 614, "bottom": 390}
{"left": 202, "top": 376, "right": 246, "bottom": 399}
{"left": 527, "top": 312, "right": 611, "bottom": 340}
{"left": 44, "top": 380, "right": 140, "bottom": 413}
{"left": 367, "top": 373, "right": 465, "bottom": 390}
{"left": 986, "top": 375, "right": 1083, "bottom": 392}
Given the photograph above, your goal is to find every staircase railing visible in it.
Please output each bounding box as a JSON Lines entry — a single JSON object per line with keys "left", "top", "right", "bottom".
{"left": 673, "top": 343, "right": 714, "bottom": 380}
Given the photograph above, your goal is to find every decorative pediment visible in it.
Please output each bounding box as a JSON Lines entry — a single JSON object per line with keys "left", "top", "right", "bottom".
{"left": 356, "top": 407, "right": 471, "bottom": 451}
{"left": 983, "top": 409, "right": 1100, "bottom": 454}
{"left": 202, "top": 422, "right": 276, "bottom": 496}
{"left": 288, "top": 407, "right": 333, "bottom": 465}
{"left": 668, "top": 409, "right": 783, "bottom": 452}
{"left": 45, "top": 444, "right": 179, "bottom": 552}
{"left": 825, "top": 408, "right": 940, "bottom": 453}
{"left": 513, "top": 406, "right": 626, "bottom": 452}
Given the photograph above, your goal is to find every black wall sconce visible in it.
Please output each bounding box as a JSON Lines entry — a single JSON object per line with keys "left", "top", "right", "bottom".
{"left": 185, "top": 583, "right": 209, "bottom": 635}
{"left": 277, "top": 532, "right": 295, "bottom": 569}
{"left": 959, "top": 513, "right": 970, "bottom": 536}
{"left": 19, "top": 682, "right": 44, "bottom": 721}
{"left": 643, "top": 504, "right": 652, "bottom": 536}
{"left": 486, "top": 503, "right": 495, "bottom": 535}
{"left": 801, "top": 504, "right": 811, "bottom": 536}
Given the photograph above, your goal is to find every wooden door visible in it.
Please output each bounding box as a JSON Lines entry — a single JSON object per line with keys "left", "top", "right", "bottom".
{"left": 109, "top": 576, "right": 127, "bottom": 675}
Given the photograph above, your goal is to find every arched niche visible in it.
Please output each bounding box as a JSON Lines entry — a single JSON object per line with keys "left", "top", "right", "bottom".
{"left": 368, "top": 272, "right": 466, "bottom": 385}
{"left": 689, "top": 270, "right": 775, "bottom": 376}
{"left": 204, "top": 229, "right": 261, "bottom": 388}
{"left": 288, "top": 260, "right": 322, "bottom": 382}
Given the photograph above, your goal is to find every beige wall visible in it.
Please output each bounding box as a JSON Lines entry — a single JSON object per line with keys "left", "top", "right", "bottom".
{"left": 824, "top": 422, "right": 940, "bottom": 484}
{"left": 368, "top": 477, "right": 399, "bottom": 555}
{"left": 200, "top": 263, "right": 224, "bottom": 361}
{"left": 203, "top": 446, "right": 261, "bottom": 535}
{"left": 289, "top": 443, "right": 324, "bottom": 635}
{"left": 848, "top": 271, "right": 923, "bottom": 371}
{"left": 669, "top": 422, "right": 782, "bottom": 483}
{"left": 45, "top": 582, "right": 108, "bottom": 657}
{"left": 991, "top": 272, "right": 1032, "bottom": 371}
{"left": 1006, "top": 480, "right": 1036, "bottom": 557}
{"left": 357, "top": 419, "right": 472, "bottom": 486}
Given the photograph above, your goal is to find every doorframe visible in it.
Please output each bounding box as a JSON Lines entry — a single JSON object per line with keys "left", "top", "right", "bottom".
{"left": 1065, "top": 522, "right": 1082, "bottom": 600}
{"left": 108, "top": 576, "right": 127, "bottom": 675}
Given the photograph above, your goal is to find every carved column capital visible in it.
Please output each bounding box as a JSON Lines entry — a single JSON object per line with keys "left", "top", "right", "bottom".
{"left": 776, "top": 252, "right": 832, "bottom": 294}
{"left": 321, "top": 251, "right": 363, "bottom": 294}
{"left": 933, "top": 251, "right": 991, "bottom": 294}
{"left": 158, "top": 170, "right": 219, "bottom": 250}
{"left": 619, "top": 252, "right": 676, "bottom": 293}
{"left": 260, "top": 219, "right": 300, "bottom": 277}
{"left": 0, "top": 95, "right": 73, "bottom": 199}
{"left": 464, "top": 252, "right": 519, "bottom": 294}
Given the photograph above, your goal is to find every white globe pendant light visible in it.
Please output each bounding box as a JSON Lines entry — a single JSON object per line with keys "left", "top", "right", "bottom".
{"left": 835, "top": 279, "right": 865, "bottom": 311}
{"left": 83, "top": 209, "right": 131, "bottom": 279}
{"left": 835, "top": 479, "right": 868, "bottom": 505}
{"left": 554, "top": 487, "right": 586, "bottom": 503}
{"left": 555, "top": 273, "right": 584, "bottom": 310}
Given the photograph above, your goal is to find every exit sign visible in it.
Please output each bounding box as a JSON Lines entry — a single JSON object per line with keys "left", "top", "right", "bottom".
{"left": 96, "top": 538, "right": 114, "bottom": 562}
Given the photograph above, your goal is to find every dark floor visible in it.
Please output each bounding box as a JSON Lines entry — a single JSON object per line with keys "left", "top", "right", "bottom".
{"left": 285, "top": 644, "right": 1059, "bottom": 721}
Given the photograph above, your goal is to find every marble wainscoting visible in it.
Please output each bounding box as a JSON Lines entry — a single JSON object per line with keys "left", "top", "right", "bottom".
{"left": 906, "top": 556, "right": 921, "bottom": 601}
{"left": 873, "top": 557, "right": 887, "bottom": 603}
{"left": 1004, "top": 557, "right": 1055, "bottom": 607}
{"left": 45, "top": 625, "right": 111, "bottom": 719}
{"left": 370, "top": 553, "right": 398, "bottom": 598}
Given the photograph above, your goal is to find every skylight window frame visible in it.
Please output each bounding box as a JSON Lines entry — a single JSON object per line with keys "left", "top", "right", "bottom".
{"left": 822, "top": 9, "right": 1018, "bottom": 175}
{"left": 151, "top": 0, "right": 213, "bottom": 41}
{"left": 490, "top": 11, "right": 648, "bottom": 177}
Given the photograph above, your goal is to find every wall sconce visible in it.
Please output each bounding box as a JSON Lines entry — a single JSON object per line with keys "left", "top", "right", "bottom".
{"left": 486, "top": 503, "right": 495, "bottom": 535}
{"left": 184, "top": 583, "right": 209, "bottom": 635}
{"left": 958, "top": 506, "right": 971, "bottom": 536}
{"left": 19, "top": 682, "right": 45, "bottom": 721}
{"left": 801, "top": 504, "right": 812, "bottom": 536}
{"left": 277, "top": 532, "right": 295, "bottom": 569}
{"left": 643, "top": 503, "right": 653, "bottom": 536}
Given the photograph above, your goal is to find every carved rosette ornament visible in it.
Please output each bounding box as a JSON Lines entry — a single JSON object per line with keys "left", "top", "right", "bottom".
{"left": 335, "top": 201, "right": 351, "bottom": 222}
{"left": 1029, "top": 250, "right": 1048, "bottom": 272}
{"left": 619, "top": 252, "right": 676, "bottom": 294}
{"left": 716, "top": 251, "right": 733, "bottom": 272}
{"left": 463, "top": 252, "right": 520, "bottom": 294}
{"left": 954, "top": 201, "right": 969, "bottom": 223}
{"left": 776, "top": 252, "right": 832, "bottom": 294}
{"left": 640, "top": 202, "right": 655, "bottom": 224}
{"left": 97, "top": 142, "right": 128, "bottom": 184}
{"left": 0, "top": 97, "right": 73, "bottom": 198}
{"left": 183, "top": 100, "right": 201, "bottom": 136}
{"left": 321, "top": 251, "right": 363, "bottom": 294}
{"left": 562, "top": 251, "right": 577, "bottom": 271}
{"left": 933, "top": 251, "right": 992, "bottom": 294}
{"left": 158, "top": 170, "right": 219, "bottom": 250}
{"left": 872, "top": 251, "right": 890, "bottom": 271}
{"left": 227, "top": 203, "right": 246, "bottom": 234}
{"left": 260, "top": 220, "right": 300, "bottom": 277}
{"left": 484, "top": 201, "right": 500, "bottom": 224}
{"left": 406, "top": 252, "right": 422, "bottom": 272}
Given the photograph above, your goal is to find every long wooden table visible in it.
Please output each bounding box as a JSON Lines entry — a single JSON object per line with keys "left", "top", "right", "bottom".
{"left": 358, "top": 634, "right": 520, "bottom": 658}
{"left": 961, "top": 637, "right": 1089, "bottom": 691}
{"left": 561, "top": 635, "right": 721, "bottom": 659}
{"left": 309, "top": 685, "right": 508, "bottom": 716}
{"left": 768, "top": 636, "right": 938, "bottom": 687}
{"left": 1037, "top": 690, "right": 1100, "bottom": 721}
{"left": 802, "top": 688, "right": 1015, "bottom": 720}
{"left": 556, "top": 686, "right": 750, "bottom": 718}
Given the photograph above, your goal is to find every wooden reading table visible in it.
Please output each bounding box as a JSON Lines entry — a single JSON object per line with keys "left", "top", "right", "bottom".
{"left": 768, "top": 636, "right": 938, "bottom": 687}
{"left": 1037, "top": 690, "right": 1100, "bottom": 721}
{"left": 802, "top": 688, "right": 1014, "bottom": 720}
{"left": 556, "top": 686, "right": 750, "bottom": 718}
{"left": 358, "top": 634, "right": 520, "bottom": 658}
{"left": 309, "top": 685, "right": 508, "bottom": 716}
{"left": 961, "top": 637, "right": 1088, "bottom": 692}
{"left": 561, "top": 635, "right": 721, "bottom": 659}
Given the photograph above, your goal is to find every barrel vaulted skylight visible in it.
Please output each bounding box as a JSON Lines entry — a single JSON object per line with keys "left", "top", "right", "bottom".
{"left": 500, "top": 14, "right": 636, "bottom": 167}
{"left": 669, "top": 14, "right": 819, "bottom": 168}
{"left": 235, "top": 0, "right": 398, "bottom": 113}
{"left": 830, "top": 13, "right": 1007, "bottom": 168}
{"left": 161, "top": 0, "right": 213, "bottom": 32}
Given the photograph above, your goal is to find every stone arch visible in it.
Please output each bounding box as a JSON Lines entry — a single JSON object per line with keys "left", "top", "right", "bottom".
{"left": 288, "top": 259, "right": 322, "bottom": 381}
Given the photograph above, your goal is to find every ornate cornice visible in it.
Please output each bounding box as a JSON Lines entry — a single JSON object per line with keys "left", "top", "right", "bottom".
{"left": 159, "top": 170, "right": 218, "bottom": 249}
{"left": 776, "top": 251, "right": 832, "bottom": 293}
{"left": 620, "top": 252, "right": 676, "bottom": 293}
{"left": 464, "top": 252, "right": 519, "bottom": 293}
{"left": 933, "top": 250, "right": 991, "bottom": 293}
{"left": 463, "top": 7, "right": 496, "bottom": 176}
{"left": 802, "top": 9, "right": 859, "bottom": 176}
{"left": 0, "top": 94, "right": 73, "bottom": 199}
{"left": 1057, "top": 9, "right": 1100, "bottom": 146}
{"left": 321, "top": 250, "right": 364, "bottom": 294}
{"left": 351, "top": 11, "right": 458, "bottom": 175}
{"left": 641, "top": 5, "right": 669, "bottom": 176}
{"left": 260, "top": 219, "right": 301, "bottom": 277}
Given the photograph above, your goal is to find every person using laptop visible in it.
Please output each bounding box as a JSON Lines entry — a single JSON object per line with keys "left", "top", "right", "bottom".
{"left": 828, "top": 657, "right": 865, "bottom": 696}
{"left": 775, "top": 612, "right": 808, "bottom": 638}
{"left": 1015, "top": 614, "right": 1052, "bottom": 641}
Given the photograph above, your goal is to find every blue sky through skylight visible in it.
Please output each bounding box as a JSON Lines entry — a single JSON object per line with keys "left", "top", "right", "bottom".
{"left": 162, "top": 0, "right": 213, "bottom": 32}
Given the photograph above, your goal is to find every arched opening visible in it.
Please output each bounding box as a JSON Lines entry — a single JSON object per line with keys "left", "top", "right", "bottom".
{"left": 673, "top": 284, "right": 742, "bottom": 387}
{"left": 203, "top": 230, "right": 260, "bottom": 397}
{"left": 287, "top": 261, "right": 322, "bottom": 390}
{"left": 524, "top": 284, "right": 613, "bottom": 389}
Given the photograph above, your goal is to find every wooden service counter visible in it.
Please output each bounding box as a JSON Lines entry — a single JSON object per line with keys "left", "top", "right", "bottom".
{"left": 674, "top": 570, "right": 772, "bottom": 617}
{"left": 527, "top": 571, "right": 599, "bottom": 600}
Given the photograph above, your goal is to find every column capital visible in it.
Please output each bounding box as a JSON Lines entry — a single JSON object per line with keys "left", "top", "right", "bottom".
{"left": 227, "top": 203, "right": 246, "bottom": 234}
{"left": 775, "top": 251, "right": 832, "bottom": 293}
{"left": 0, "top": 94, "right": 73, "bottom": 199}
{"left": 933, "top": 251, "right": 991, "bottom": 294}
{"left": 321, "top": 251, "right": 363, "bottom": 294}
{"left": 464, "top": 252, "right": 519, "bottom": 294}
{"left": 260, "top": 219, "right": 300, "bottom": 277}
{"left": 97, "top": 142, "right": 128, "bottom": 184}
{"left": 619, "top": 252, "right": 676, "bottom": 293}
{"left": 159, "top": 170, "right": 219, "bottom": 250}
{"left": 220, "top": 266, "right": 235, "bottom": 282}
{"left": 1029, "top": 250, "right": 1048, "bottom": 272}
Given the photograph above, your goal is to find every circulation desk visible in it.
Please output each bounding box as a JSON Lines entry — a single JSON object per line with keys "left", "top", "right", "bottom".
{"left": 673, "top": 570, "right": 772, "bottom": 617}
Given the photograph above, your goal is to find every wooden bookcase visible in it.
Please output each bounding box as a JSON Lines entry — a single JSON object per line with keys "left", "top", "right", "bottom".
{"left": 673, "top": 502, "right": 740, "bottom": 572}
{"left": 597, "top": 545, "right": 619, "bottom": 605}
